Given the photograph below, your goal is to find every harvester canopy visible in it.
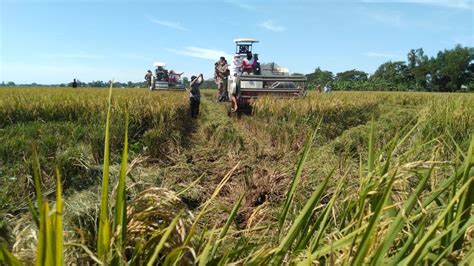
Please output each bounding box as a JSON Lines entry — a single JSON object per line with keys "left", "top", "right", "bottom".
{"left": 234, "top": 38, "right": 259, "bottom": 55}
{"left": 153, "top": 62, "right": 166, "bottom": 68}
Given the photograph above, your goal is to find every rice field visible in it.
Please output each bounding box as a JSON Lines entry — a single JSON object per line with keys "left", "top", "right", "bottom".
{"left": 0, "top": 87, "right": 473, "bottom": 265}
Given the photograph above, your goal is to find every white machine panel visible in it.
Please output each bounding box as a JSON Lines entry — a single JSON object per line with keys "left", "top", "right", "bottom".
{"left": 240, "top": 80, "right": 263, "bottom": 89}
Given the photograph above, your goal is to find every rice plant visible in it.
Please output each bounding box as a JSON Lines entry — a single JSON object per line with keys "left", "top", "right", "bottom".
{"left": 1, "top": 88, "right": 473, "bottom": 264}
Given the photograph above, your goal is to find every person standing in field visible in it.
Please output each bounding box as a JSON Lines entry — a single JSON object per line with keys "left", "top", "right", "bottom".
{"left": 229, "top": 54, "right": 242, "bottom": 112}
{"left": 316, "top": 84, "right": 321, "bottom": 93}
{"left": 145, "top": 70, "right": 153, "bottom": 90}
{"left": 215, "top": 57, "right": 229, "bottom": 102}
{"left": 223, "top": 62, "right": 230, "bottom": 101}
{"left": 323, "top": 83, "right": 332, "bottom": 93}
{"left": 72, "top": 78, "right": 78, "bottom": 88}
{"left": 189, "top": 74, "right": 203, "bottom": 118}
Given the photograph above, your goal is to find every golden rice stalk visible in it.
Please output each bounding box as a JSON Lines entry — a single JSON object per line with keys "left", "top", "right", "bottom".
{"left": 126, "top": 187, "right": 194, "bottom": 263}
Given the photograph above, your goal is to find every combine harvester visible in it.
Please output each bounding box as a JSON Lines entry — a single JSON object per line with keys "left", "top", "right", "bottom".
{"left": 151, "top": 62, "right": 186, "bottom": 91}
{"left": 228, "top": 38, "right": 306, "bottom": 114}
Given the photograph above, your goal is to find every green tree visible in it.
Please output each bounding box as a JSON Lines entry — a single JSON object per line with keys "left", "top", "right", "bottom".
{"left": 432, "top": 45, "right": 474, "bottom": 92}
{"left": 67, "top": 79, "right": 83, "bottom": 87}
{"left": 406, "top": 48, "right": 431, "bottom": 90}
{"left": 89, "top": 80, "right": 106, "bottom": 87}
{"left": 305, "top": 67, "right": 334, "bottom": 88}
{"left": 371, "top": 61, "right": 411, "bottom": 87}
{"left": 202, "top": 79, "right": 217, "bottom": 89}
{"left": 407, "top": 49, "right": 417, "bottom": 69}
{"left": 335, "top": 69, "right": 368, "bottom": 82}
{"left": 182, "top": 77, "right": 189, "bottom": 87}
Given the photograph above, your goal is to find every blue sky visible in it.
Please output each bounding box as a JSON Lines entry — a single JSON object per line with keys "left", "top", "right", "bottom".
{"left": 1, "top": 0, "right": 473, "bottom": 84}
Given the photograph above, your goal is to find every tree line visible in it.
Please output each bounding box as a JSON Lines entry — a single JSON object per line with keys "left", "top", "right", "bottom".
{"left": 1, "top": 80, "right": 149, "bottom": 88}
{"left": 306, "top": 45, "right": 474, "bottom": 92}
{"left": 2, "top": 45, "right": 472, "bottom": 92}
{"left": 0, "top": 78, "right": 219, "bottom": 89}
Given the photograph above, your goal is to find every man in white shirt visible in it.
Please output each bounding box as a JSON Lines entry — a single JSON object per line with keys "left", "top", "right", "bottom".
{"left": 230, "top": 54, "right": 242, "bottom": 76}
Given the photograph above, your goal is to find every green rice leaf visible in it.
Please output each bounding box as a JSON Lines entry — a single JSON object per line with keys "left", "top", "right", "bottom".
{"left": 372, "top": 165, "right": 434, "bottom": 264}
{"left": 0, "top": 244, "right": 23, "bottom": 266}
{"left": 31, "top": 144, "right": 43, "bottom": 215}
{"left": 453, "top": 134, "right": 474, "bottom": 251}
{"left": 198, "top": 229, "right": 215, "bottom": 266}
{"left": 113, "top": 108, "right": 129, "bottom": 264}
{"left": 97, "top": 81, "right": 114, "bottom": 262}
{"left": 147, "top": 211, "right": 183, "bottom": 266}
{"left": 400, "top": 173, "right": 474, "bottom": 265}
{"left": 210, "top": 192, "right": 245, "bottom": 259}
{"left": 278, "top": 122, "right": 321, "bottom": 237}
{"left": 272, "top": 168, "right": 333, "bottom": 264}
{"left": 54, "top": 166, "right": 63, "bottom": 265}
{"left": 352, "top": 170, "right": 397, "bottom": 265}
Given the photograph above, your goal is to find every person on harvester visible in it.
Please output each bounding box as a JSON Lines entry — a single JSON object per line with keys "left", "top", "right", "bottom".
{"left": 242, "top": 51, "right": 256, "bottom": 74}
{"left": 169, "top": 70, "right": 184, "bottom": 84}
{"left": 156, "top": 66, "right": 168, "bottom": 81}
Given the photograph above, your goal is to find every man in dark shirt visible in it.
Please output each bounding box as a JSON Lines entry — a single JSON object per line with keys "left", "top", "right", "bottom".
{"left": 144, "top": 70, "right": 153, "bottom": 89}
{"left": 189, "top": 74, "right": 203, "bottom": 118}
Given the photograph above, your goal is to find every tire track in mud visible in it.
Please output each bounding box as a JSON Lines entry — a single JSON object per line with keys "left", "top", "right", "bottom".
{"left": 154, "top": 94, "right": 413, "bottom": 228}
{"left": 193, "top": 96, "right": 295, "bottom": 225}
{"left": 149, "top": 94, "right": 292, "bottom": 228}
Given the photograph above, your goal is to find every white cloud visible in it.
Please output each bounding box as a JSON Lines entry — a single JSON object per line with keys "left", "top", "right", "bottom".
{"left": 41, "top": 51, "right": 104, "bottom": 60}
{"left": 364, "top": 10, "right": 403, "bottom": 26}
{"left": 120, "top": 53, "right": 150, "bottom": 61}
{"left": 361, "top": 0, "right": 473, "bottom": 9}
{"left": 261, "top": 20, "right": 286, "bottom": 32}
{"left": 42, "top": 52, "right": 151, "bottom": 62}
{"left": 225, "top": 0, "right": 255, "bottom": 10}
{"left": 365, "top": 52, "right": 402, "bottom": 58}
{"left": 167, "top": 46, "right": 232, "bottom": 61}
{"left": 148, "top": 17, "right": 187, "bottom": 31}
{"left": 1, "top": 62, "right": 144, "bottom": 84}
